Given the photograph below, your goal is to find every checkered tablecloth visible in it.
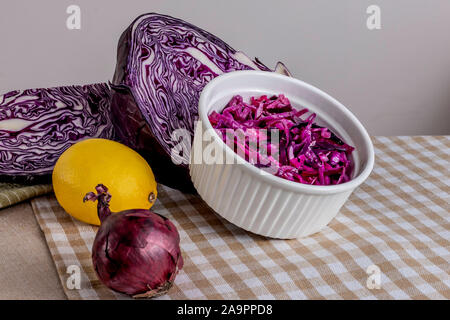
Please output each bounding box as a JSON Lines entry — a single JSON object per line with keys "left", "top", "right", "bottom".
{"left": 30, "top": 136, "right": 450, "bottom": 299}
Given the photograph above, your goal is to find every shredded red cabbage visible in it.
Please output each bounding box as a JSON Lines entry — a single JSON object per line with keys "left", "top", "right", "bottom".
{"left": 209, "top": 94, "right": 355, "bottom": 185}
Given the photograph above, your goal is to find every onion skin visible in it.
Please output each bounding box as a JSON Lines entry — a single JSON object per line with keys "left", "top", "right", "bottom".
{"left": 84, "top": 184, "right": 183, "bottom": 298}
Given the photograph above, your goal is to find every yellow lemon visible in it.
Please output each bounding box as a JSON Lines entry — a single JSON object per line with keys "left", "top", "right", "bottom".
{"left": 52, "top": 138, "right": 157, "bottom": 225}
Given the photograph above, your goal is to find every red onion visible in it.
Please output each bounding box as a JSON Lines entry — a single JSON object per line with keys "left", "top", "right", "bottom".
{"left": 83, "top": 184, "right": 183, "bottom": 298}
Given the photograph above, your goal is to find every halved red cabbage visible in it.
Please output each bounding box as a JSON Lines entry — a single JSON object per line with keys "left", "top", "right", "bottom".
{"left": 0, "top": 83, "right": 115, "bottom": 183}
{"left": 209, "top": 94, "right": 355, "bottom": 185}
{"left": 111, "top": 13, "right": 289, "bottom": 192}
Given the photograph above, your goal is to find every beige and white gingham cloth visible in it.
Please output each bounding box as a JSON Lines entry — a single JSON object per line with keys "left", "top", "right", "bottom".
{"left": 30, "top": 136, "right": 450, "bottom": 300}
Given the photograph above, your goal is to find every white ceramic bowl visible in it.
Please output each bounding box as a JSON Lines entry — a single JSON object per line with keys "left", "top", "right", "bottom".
{"left": 189, "top": 71, "right": 374, "bottom": 239}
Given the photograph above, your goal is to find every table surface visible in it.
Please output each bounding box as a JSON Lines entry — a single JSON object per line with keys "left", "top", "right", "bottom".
{"left": 1, "top": 136, "right": 449, "bottom": 300}
{"left": 0, "top": 202, "right": 66, "bottom": 299}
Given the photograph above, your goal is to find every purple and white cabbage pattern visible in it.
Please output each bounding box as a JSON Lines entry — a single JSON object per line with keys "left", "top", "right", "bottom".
{"left": 111, "top": 13, "right": 289, "bottom": 191}
{"left": 0, "top": 83, "right": 115, "bottom": 182}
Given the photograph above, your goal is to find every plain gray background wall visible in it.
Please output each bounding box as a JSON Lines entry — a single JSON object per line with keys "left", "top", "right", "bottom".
{"left": 1, "top": 0, "right": 449, "bottom": 135}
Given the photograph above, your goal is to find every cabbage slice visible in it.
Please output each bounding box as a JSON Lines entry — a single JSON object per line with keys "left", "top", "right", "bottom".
{"left": 0, "top": 83, "right": 115, "bottom": 183}
{"left": 111, "top": 13, "right": 289, "bottom": 191}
